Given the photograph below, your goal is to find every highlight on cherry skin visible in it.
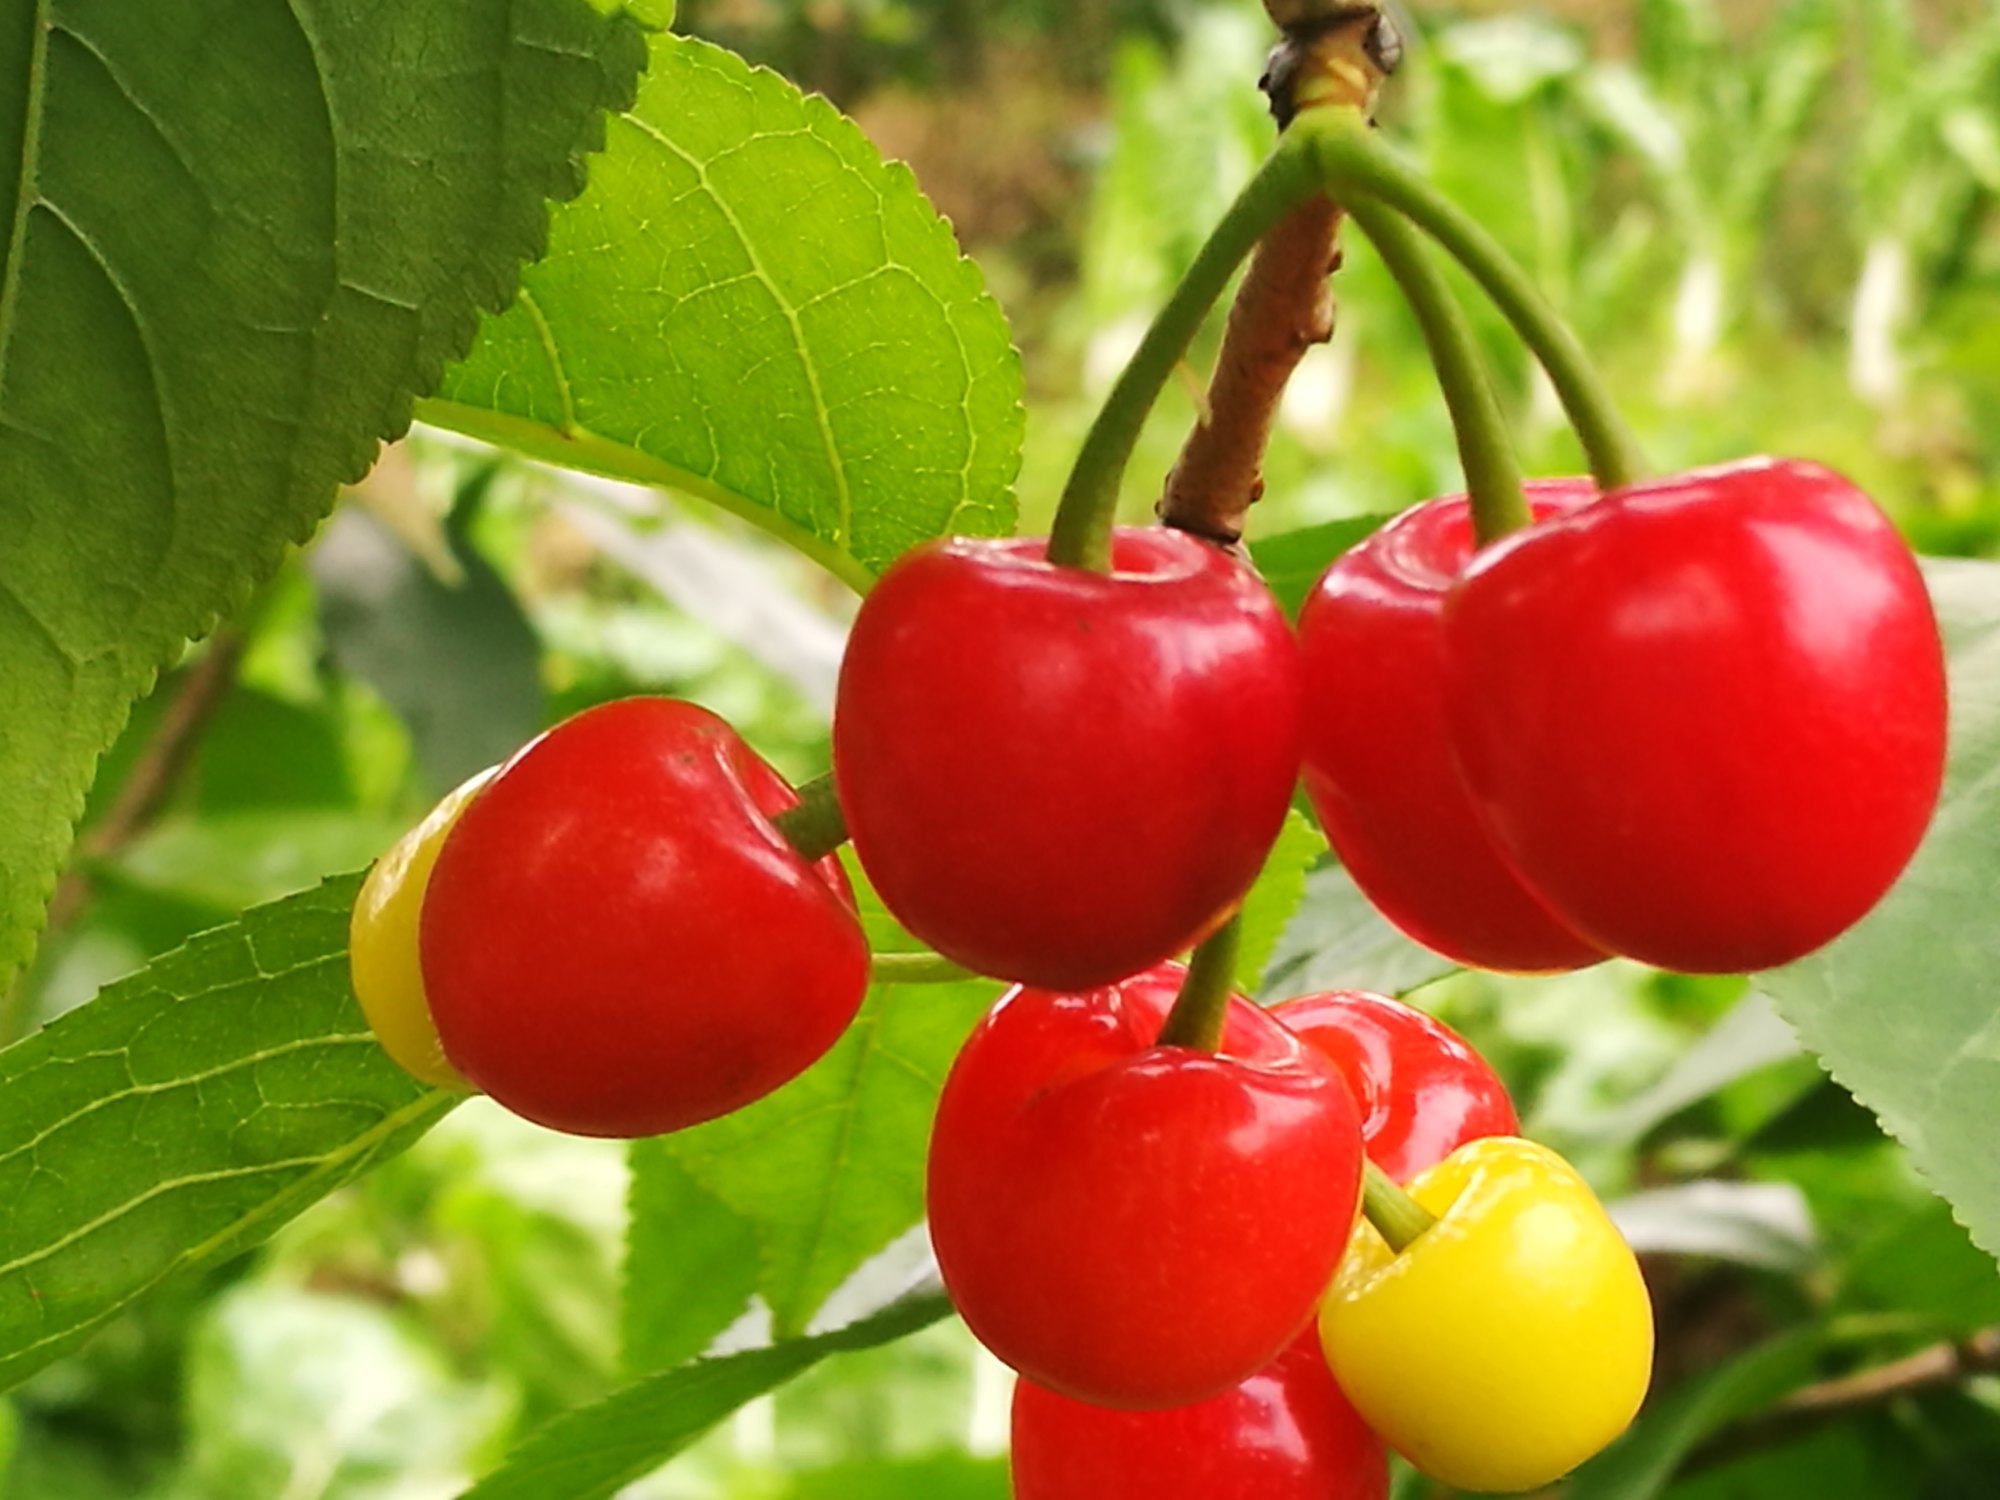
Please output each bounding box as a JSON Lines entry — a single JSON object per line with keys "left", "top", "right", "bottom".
{"left": 925, "top": 961, "right": 1364, "bottom": 1411}
{"left": 1444, "top": 456, "right": 1947, "bottom": 974}
{"left": 1295, "top": 483, "right": 1606, "bottom": 976}
{"left": 1270, "top": 989, "right": 1517, "bottom": 1184}
{"left": 834, "top": 525, "right": 1302, "bottom": 992}
{"left": 412, "top": 696, "right": 870, "bottom": 1139}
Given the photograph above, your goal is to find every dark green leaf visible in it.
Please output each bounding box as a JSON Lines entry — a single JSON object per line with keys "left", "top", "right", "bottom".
{"left": 1757, "top": 559, "right": 2000, "bottom": 1266}
{"left": 0, "top": 875, "right": 455, "bottom": 1391}
{"left": 426, "top": 33, "right": 1025, "bottom": 590}
{"left": 0, "top": 0, "right": 646, "bottom": 982}
{"left": 643, "top": 973, "right": 996, "bottom": 1341}
{"left": 1564, "top": 1327, "right": 1825, "bottom": 1500}
{"left": 1262, "top": 863, "right": 1459, "bottom": 1001}
{"left": 458, "top": 1292, "right": 954, "bottom": 1500}
{"left": 1837, "top": 1195, "right": 2000, "bottom": 1335}
{"left": 1236, "top": 810, "right": 1327, "bottom": 993}
{"left": 626, "top": 862, "right": 997, "bottom": 1344}
{"left": 620, "top": 1146, "right": 761, "bottom": 1375}
{"left": 1248, "top": 515, "right": 1391, "bottom": 619}
{"left": 311, "top": 500, "right": 544, "bottom": 794}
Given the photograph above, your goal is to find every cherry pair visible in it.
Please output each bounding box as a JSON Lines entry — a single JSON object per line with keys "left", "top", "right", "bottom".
{"left": 1300, "top": 458, "right": 1947, "bottom": 976}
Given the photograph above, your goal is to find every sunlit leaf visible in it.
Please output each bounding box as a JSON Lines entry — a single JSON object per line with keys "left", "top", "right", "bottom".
{"left": 1757, "top": 560, "right": 2000, "bottom": 1268}
{"left": 428, "top": 33, "right": 1024, "bottom": 590}
{"left": 460, "top": 1292, "right": 954, "bottom": 1500}
{"left": 0, "top": 875, "right": 455, "bottom": 1391}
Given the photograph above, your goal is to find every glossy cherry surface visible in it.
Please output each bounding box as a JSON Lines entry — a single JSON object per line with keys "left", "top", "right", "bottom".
{"left": 1297, "top": 485, "right": 1604, "bottom": 973}
{"left": 927, "top": 963, "right": 1362, "bottom": 1409}
{"left": 1444, "top": 458, "right": 1947, "bottom": 973}
{"left": 420, "top": 698, "right": 869, "bottom": 1138}
{"left": 1271, "top": 990, "right": 1516, "bottom": 1183}
{"left": 1010, "top": 1330, "right": 1389, "bottom": 1500}
{"left": 834, "top": 527, "right": 1301, "bottom": 991}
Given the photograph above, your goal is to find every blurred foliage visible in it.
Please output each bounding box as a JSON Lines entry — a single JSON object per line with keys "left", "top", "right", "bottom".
{"left": 7, "top": 0, "right": 1998, "bottom": 1495}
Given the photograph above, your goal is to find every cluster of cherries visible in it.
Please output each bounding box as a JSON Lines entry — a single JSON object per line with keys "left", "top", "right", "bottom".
{"left": 349, "top": 452, "right": 1944, "bottom": 1495}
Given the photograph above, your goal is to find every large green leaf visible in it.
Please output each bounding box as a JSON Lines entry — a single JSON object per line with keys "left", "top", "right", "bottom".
{"left": 425, "top": 33, "right": 1025, "bottom": 591}
{"left": 1757, "top": 559, "right": 2000, "bottom": 1265}
{"left": 0, "top": 874, "right": 455, "bottom": 1392}
{"left": 460, "top": 1291, "right": 954, "bottom": 1500}
{"left": 634, "top": 972, "right": 998, "bottom": 1344}
{"left": 625, "top": 865, "right": 999, "bottom": 1353}
{"left": 0, "top": 0, "right": 646, "bottom": 984}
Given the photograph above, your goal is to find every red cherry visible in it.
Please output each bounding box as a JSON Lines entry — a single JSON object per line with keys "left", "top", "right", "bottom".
{"left": 420, "top": 698, "right": 869, "bottom": 1138}
{"left": 926, "top": 964, "right": 1363, "bottom": 1409}
{"left": 833, "top": 527, "right": 1301, "bottom": 991}
{"left": 1271, "top": 991, "right": 1517, "bottom": 1184}
{"left": 1011, "top": 1330, "right": 1389, "bottom": 1500}
{"left": 1444, "top": 458, "right": 1947, "bottom": 973}
{"left": 1297, "top": 485, "right": 1604, "bottom": 973}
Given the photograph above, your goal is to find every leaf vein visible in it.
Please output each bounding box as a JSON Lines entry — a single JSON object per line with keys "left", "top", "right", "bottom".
{"left": 0, "top": 1030, "right": 382, "bottom": 1168}
{"left": 621, "top": 111, "right": 856, "bottom": 544}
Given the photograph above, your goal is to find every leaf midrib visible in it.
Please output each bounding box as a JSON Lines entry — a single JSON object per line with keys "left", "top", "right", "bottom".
{"left": 0, "top": 0, "right": 49, "bottom": 384}
{"left": 624, "top": 98, "right": 857, "bottom": 552}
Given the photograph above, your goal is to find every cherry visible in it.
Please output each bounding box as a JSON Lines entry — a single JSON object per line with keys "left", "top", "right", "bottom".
{"left": 833, "top": 527, "right": 1301, "bottom": 991}
{"left": 1010, "top": 1330, "right": 1389, "bottom": 1500}
{"left": 419, "top": 698, "right": 869, "bottom": 1138}
{"left": 1296, "top": 484, "right": 1605, "bottom": 973}
{"left": 1444, "top": 458, "right": 1946, "bottom": 973}
{"left": 1271, "top": 990, "right": 1517, "bottom": 1183}
{"left": 926, "top": 963, "right": 1362, "bottom": 1409}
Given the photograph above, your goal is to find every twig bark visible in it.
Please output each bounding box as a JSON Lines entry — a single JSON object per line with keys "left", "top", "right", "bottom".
{"left": 1156, "top": 6, "right": 1399, "bottom": 545}
{"left": 1687, "top": 1328, "right": 2000, "bottom": 1474}
{"left": 0, "top": 630, "right": 247, "bottom": 1044}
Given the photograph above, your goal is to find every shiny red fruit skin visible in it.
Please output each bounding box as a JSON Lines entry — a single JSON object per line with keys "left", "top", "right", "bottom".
{"left": 1297, "top": 485, "right": 1604, "bottom": 974}
{"left": 420, "top": 698, "right": 869, "bottom": 1138}
{"left": 1011, "top": 1330, "right": 1389, "bottom": 1500}
{"left": 833, "top": 527, "right": 1301, "bottom": 991}
{"left": 1272, "top": 990, "right": 1517, "bottom": 1184}
{"left": 927, "top": 964, "right": 1363, "bottom": 1409}
{"left": 1444, "top": 458, "right": 1947, "bottom": 974}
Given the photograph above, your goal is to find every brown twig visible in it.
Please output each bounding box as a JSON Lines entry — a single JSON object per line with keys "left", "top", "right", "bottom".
{"left": 1686, "top": 1328, "right": 2000, "bottom": 1474}
{"left": 0, "top": 630, "right": 247, "bottom": 1044}
{"left": 1156, "top": 6, "right": 1399, "bottom": 546}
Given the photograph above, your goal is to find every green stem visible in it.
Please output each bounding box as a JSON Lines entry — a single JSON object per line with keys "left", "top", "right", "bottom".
{"left": 771, "top": 773, "right": 848, "bottom": 863}
{"left": 1345, "top": 195, "right": 1529, "bottom": 545}
{"left": 1153, "top": 913, "right": 1244, "bottom": 1051}
{"left": 1047, "top": 130, "right": 1326, "bottom": 571}
{"left": 868, "top": 952, "right": 977, "bottom": 984}
{"left": 1362, "top": 1159, "right": 1439, "bottom": 1254}
{"left": 1302, "top": 110, "right": 1649, "bottom": 493}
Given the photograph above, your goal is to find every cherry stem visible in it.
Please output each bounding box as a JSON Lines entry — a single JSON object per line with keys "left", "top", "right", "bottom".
{"left": 868, "top": 952, "right": 977, "bottom": 984}
{"left": 1361, "top": 1159, "right": 1438, "bottom": 1254}
{"left": 771, "top": 773, "right": 848, "bottom": 863}
{"left": 1153, "top": 912, "right": 1244, "bottom": 1051}
{"left": 1344, "top": 194, "right": 1529, "bottom": 546}
{"left": 1304, "top": 110, "right": 1648, "bottom": 493}
{"left": 1046, "top": 128, "right": 1325, "bottom": 573}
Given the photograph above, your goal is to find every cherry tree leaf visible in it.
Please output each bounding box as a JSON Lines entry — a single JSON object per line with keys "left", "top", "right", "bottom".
{"left": 461, "top": 1291, "right": 953, "bottom": 1500}
{"left": 1236, "top": 809, "right": 1329, "bottom": 994}
{"left": 625, "top": 865, "right": 999, "bottom": 1347}
{"left": 633, "top": 973, "right": 997, "bottom": 1344}
{"left": 425, "top": 33, "right": 1025, "bottom": 591}
{"left": 0, "top": 0, "right": 646, "bottom": 984}
{"left": 1756, "top": 559, "right": 2000, "bottom": 1267}
{"left": 0, "top": 874, "right": 455, "bottom": 1392}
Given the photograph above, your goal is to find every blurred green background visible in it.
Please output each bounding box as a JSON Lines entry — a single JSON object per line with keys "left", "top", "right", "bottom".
{"left": 8, "top": 0, "right": 1999, "bottom": 1494}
